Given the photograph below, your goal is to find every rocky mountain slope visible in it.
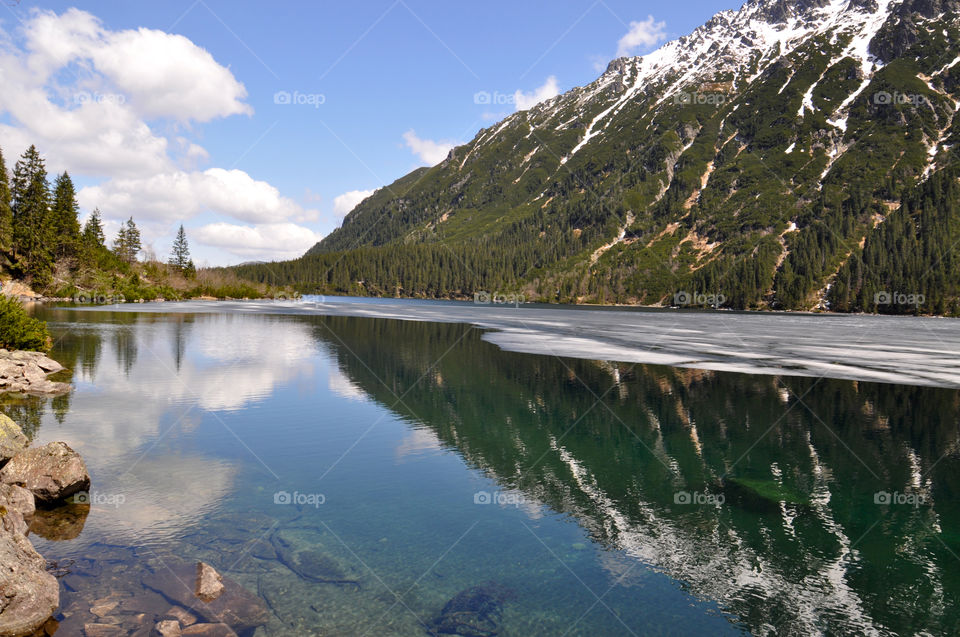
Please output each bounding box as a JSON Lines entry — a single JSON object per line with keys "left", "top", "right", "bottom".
{"left": 239, "top": 0, "right": 960, "bottom": 314}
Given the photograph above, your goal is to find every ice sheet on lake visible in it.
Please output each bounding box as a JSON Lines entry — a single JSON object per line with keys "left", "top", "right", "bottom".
{"left": 80, "top": 299, "right": 960, "bottom": 389}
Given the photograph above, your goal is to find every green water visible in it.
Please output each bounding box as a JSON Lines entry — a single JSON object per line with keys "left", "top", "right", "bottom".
{"left": 8, "top": 305, "right": 960, "bottom": 636}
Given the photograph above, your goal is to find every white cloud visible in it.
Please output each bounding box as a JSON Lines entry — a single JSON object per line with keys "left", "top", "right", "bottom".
{"left": 0, "top": 8, "right": 251, "bottom": 179}
{"left": 193, "top": 222, "right": 324, "bottom": 261}
{"left": 333, "top": 189, "right": 375, "bottom": 216}
{"left": 402, "top": 130, "right": 455, "bottom": 166}
{"left": 616, "top": 16, "right": 667, "bottom": 57}
{"left": 513, "top": 76, "right": 560, "bottom": 111}
{"left": 77, "top": 169, "right": 318, "bottom": 225}
{"left": 22, "top": 8, "right": 251, "bottom": 122}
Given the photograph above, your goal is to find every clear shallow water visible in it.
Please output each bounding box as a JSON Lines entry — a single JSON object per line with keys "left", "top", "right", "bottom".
{"left": 8, "top": 303, "right": 960, "bottom": 636}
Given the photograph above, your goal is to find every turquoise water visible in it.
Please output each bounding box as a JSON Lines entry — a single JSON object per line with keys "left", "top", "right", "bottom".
{"left": 9, "top": 304, "right": 960, "bottom": 635}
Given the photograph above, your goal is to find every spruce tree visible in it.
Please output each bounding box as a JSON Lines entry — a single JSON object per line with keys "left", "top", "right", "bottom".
{"left": 113, "top": 217, "right": 141, "bottom": 263}
{"left": 169, "top": 224, "right": 191, "bottom": 270}
{"left": 0, "top": 146, "right": 12, "bottom": 253}
{"left": 10, "top": 145, "right": 53, "bottom": 286}
{"left": 50, "top": 172, "right": 81, "bottom": 259}
{"left": 82, "top": 208, "right": 106, "bottom": 248}
{"left": 124, "top": 218, "right": 141, "bottom": 263}
{"left": 113, "top": 225, "right": 129, "bottom": 262}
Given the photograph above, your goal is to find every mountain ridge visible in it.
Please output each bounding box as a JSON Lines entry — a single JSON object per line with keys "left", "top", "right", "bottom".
{"left": 236, "top": 0, "right": 960, "bottom": 314}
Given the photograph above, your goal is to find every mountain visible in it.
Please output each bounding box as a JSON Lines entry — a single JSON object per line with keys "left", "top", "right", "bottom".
{"left": 236, "top": 0, "right": 960, "bottom": 314}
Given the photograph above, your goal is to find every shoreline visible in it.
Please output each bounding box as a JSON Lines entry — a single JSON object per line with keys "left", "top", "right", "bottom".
{"left": 63, "top": 297, "right": 960, "bottom": 389}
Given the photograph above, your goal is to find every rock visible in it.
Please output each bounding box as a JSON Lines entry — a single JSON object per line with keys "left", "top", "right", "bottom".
{"left": 20, "top": 364, "right": 46, "bottom": 387}
{"left": 162, "top": 607, "right": 197, "bottom": 627}
{"left": 32, "top": 357, "right": 63, "bottom": 374}
{"left": 427, "top": 582, "right": 513, "bottom": 637}
{"left": 0, "top": 442, "right": 90, "bottom": 503}
{"left": 0, "top": 485, "right": 34, "bottom": 520}
{"left": 83, "top": 624, "right": 125, "bottom": 636}
{"left": 0, "top": 416, "right": 28, "bottom": 466}
{"left": 90, "top": 601, "right": 118, "bottom": 617}
{"left": 0, "top": 351, "right": 70, "bottom": 396}
{"left": 141, "top": 563, "right": 268, "bottom": 633}
{"left": 0, "top": 484, "right": 35, "bottom": 524}
{"left": 270, "top": 528, "right": 361, "bottom": 587}
{"left": 0, "top": 530, "right": 59, "bottom": 637}
{"left": 154, "top": 620, "right": 181, "bottom": 637}
{"left": 181, "top": 624, "right": 237, "bottom": 637}
{"left": 27, "top": 501, "right": 89, "bottom": 541}
{"left": 194, "top": 563, "right": 223, "bottom": 603}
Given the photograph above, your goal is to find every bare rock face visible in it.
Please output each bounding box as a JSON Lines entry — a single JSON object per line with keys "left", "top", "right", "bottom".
{"left": 142, "top": 562, "right": 268, "bottom": 634}
{"left": 0, "top": 416, "right": 28, "bottom": 466}
{"left": 0, "top": 530, "right": 59, "bottom": 637}
{"left": 0, "top": 442, "right": 90, "bottom": 504}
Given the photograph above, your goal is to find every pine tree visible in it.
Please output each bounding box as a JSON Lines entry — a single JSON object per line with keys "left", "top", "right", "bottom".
{"left": 10, "top": 145, "right": 53, "bottom": 286}
{"left": 169, "top": 224, "right": 191, "bottom": 270}
{"left": 50, "top": 172, "right": 81, "bottom": 259}
{"left": 0, "top": 146, "right": 12, "bottom": 253}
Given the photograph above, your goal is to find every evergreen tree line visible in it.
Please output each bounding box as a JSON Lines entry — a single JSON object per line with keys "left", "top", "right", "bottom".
{"left": 0, "top": 143, "right": 195, "bottom": 289}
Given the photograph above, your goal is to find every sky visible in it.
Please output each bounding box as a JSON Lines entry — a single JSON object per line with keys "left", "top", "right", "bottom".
{"left": 0, "top": 0, "right": 735, "bottom": 266}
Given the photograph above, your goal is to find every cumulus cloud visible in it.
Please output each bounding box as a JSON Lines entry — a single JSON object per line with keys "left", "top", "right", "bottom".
{"left": 193, "top": 223, "right": 324, "bottom": 261}
{"left": 77, "top": 169, "right": 318, "bottom": 225}
{"left": 402, "top": 130, "right": 455, "bottom": 166}
{"left": 513, "top": 76, "right": 560, "bottom": 111}
{"left": 333, "top": 189, "right": 375, "bottom": 216}
{"left": 22, "top": 8, "right": 251, "bottom": 122}
{"left": 616, "top": 16, "right": 667, "bottom": 57}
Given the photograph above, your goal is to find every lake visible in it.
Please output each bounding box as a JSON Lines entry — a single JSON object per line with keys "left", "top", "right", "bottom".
{"left": 8, "top": 300, "right": 960, "bottom": 636}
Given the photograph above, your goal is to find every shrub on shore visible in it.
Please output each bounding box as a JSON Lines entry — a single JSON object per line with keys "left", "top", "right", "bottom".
{"left": 0, "top": 296, "right": 50, "bottom": 352}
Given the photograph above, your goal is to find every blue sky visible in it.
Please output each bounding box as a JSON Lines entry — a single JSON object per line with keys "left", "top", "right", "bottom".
{"left": 0, "top": 0, "right": 733, "bottom": 265}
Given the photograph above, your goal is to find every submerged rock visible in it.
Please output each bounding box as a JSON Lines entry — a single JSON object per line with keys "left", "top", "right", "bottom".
{"left": 154, "top": 619, "right": 182, "bottom": 637}
{"left": 427, "top": 582, "right": 512, "bottom": 637}
{"left": 270, "top": 528, "right": 361, "bottom": 587}
{"left": 194, "top": 563, "right": 224, "bottom": 603}
{"left": 0, "top": 442, "right": 90, "bottom": 503}
{"left": 0, "top": 529, "right": 59, "bottom": 637}
{"left": 141, "top": 562, "right": 268, "bottom": 633}
{"left": 180, "top": 623, "right": 237, "bottom": 636}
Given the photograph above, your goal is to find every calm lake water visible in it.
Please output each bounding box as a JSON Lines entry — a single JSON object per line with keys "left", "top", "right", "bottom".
{"left": 8, "top": 302, "right": 960, "bottom": 636}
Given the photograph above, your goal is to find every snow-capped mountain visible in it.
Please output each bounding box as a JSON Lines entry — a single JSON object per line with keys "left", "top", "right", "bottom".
{"left": 280, "top": 0, "right": 960, "bottom": 313}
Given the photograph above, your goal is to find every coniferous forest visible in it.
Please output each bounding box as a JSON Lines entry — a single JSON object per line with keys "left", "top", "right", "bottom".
{"left": 0, "top": 144, "right": 283, "bottom": 301}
